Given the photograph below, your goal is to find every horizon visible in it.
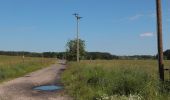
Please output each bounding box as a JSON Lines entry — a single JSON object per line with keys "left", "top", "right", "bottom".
{"left": 0, "top": 0, "right": 169, "bottom": 55}
{"left": 0, "top": 49, "right": 165, "bottom": 56}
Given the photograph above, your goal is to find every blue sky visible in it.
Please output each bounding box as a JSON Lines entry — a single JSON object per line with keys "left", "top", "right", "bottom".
{"left": 0, "top": 0, "right": 169, "bottom": 55}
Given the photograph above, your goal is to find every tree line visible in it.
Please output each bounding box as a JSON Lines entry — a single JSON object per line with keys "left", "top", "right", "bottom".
{"left": 65, "top": 39, "right": 170, "bottom": 61}
{"left": 0, "top": 38, "right": 169, "bottom": 60}
{"left": 0, "top": 50, "right": 170, "bottom": 60}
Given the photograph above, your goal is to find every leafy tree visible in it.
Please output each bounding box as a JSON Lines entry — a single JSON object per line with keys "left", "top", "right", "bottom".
{"left": 164, "top": 49, "right": 170, "bottom": 60}
{"left": 66, "top": 39, "right": 86, "bottom": 61}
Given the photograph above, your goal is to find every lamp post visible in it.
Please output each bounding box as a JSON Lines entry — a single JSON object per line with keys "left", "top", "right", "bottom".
{"left": 73, "top": 13, "right": 82, "bottom": 62}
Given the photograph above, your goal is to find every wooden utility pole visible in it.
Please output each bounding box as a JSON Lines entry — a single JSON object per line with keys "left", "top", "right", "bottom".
{"left": 156, "top": 0, "right": 164, "bottom": 81}
{"left": 73, "top": 13, "right": 82, "bottom": 62}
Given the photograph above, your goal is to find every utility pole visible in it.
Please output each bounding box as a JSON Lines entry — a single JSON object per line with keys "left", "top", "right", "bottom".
{"left": 73, "top": 13, "right": 82, "bottom": 62}
{"left": 156, "top": 0, "right": 164, "bottom": 81}
{"left": 41, "top": 53, "right": 44, "bottom": 64}
{"left": 22, "top": 51, "right": 25, "bottom": 63}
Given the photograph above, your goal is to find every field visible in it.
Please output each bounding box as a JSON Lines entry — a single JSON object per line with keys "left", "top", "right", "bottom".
{"left": 62, "top": 60, "right": 170, "bottom": 100}
{"left": 0, "top": 55, "right": 55, "bottom": 82}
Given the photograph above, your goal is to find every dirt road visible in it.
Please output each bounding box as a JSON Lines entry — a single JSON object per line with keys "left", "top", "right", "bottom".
{"left": 0, "top": 60, "right": 71, "bottom": 100}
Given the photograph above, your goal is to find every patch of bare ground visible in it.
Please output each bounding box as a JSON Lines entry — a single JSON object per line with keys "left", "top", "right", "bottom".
{"left": 0, "top": 60, "right": 71, "bottom": 100}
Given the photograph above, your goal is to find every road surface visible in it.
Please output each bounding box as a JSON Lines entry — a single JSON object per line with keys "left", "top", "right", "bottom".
{"left": 0, "top": 60, "right": 71, "bottom": 100}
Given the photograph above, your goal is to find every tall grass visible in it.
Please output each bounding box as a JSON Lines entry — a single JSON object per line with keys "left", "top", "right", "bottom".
{"left": 62, "top": 60, "right": 170, "bottom": 100}
{"left": 0, "top": 55, "right": 55, "bottom": 82}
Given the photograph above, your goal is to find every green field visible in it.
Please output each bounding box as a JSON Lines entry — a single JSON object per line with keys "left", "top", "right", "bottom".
{"left": 0, "top": 55, "right": 55, "bottom": 82}
{"left": 62, "top": 60, "right": 170, "bottom": 100}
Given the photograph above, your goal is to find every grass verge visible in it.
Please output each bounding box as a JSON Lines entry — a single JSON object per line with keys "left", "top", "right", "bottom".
{"left": 62, "top": 60, "right": 170, "bottom": 100}
{"left": 0, "top": 56, "right": 55, "bottom": 83}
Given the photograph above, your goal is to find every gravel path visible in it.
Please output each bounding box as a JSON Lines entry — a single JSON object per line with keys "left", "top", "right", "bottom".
{"left": 0, "top": 60, "right": 71, "bottom": 100}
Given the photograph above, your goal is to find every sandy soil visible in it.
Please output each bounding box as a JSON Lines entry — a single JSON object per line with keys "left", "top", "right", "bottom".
{"left": 0, "top": 60, "right": 71, "bottom": 100}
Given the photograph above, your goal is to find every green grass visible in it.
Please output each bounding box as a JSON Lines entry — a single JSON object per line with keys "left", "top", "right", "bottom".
{"left": 62, "top": 60, "right": 170, "bottom": 100}
{"left": 0, "top": 55, "right": 55, "bottom": 82}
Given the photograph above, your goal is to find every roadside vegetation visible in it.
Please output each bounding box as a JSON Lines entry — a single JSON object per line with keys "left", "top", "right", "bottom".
{"left": 0, "top": 55, "right": 55, "bottom": 82}
{"left": 62, "top": 60, "right": 170, "bottom": 100}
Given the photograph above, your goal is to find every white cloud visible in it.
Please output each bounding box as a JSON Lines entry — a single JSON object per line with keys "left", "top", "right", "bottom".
{"left": 129, "top": 12, "right": 155, "bottom": 21}
{"left": 140, "top": 32, "right": 154, "bottom": 37}
{"left": 113, "top": 12, "right": 155, "bottom": 23}
{"left": 129, "top": 14, "right": 143, "bottom": 20}
{"left": 147, "top": 12, "right": 156, "bottom": 18}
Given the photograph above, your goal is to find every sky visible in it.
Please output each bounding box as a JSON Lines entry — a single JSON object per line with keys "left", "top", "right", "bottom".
{"left": 0, "top": 0, "right": 169, "bottom": 55}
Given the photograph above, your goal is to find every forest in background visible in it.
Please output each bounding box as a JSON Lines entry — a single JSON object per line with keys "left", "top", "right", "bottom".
{"left": 0, "top": 49, "right": 169, "bottom": 60}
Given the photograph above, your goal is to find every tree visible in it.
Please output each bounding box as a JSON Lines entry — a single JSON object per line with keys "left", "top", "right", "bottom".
{"left": 164, "top": 49, "right": 170, "bottom": 60}
{"left": 85, "top": 52, "right": 118, "bottom": 60}
{"left": 66, "top": 39, "right": 86, "bottom": 61}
